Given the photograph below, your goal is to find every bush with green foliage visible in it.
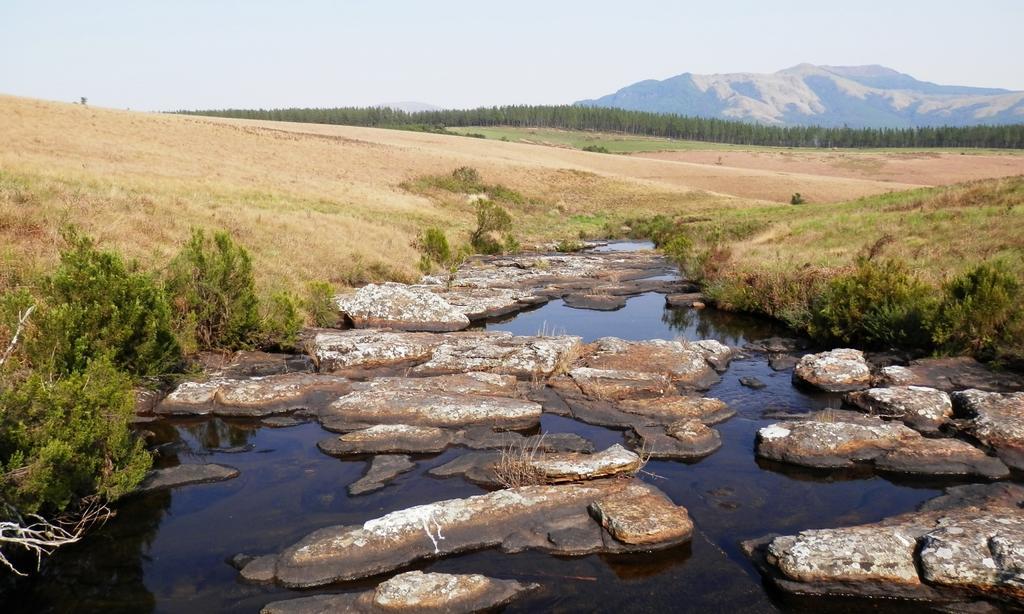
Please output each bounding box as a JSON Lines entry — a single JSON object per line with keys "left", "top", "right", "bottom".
{"left": 790, "top": 192, "right": 806, "bottom": 205}
{"left": 470, "top": 200, "right": 515, "bottom": 254}
{"left": 931, "top": 261, "right": 1022, "bottom": 357}
{"left": 0, "top": 358, "right": 151, "bottom": 515}
{"left": 809, "top": 258, "right": 936, "bottom": 349}
{"left": 418, "top": 227, "right": 452, "bottom": 273}
{"left": 661, "top": 234, "right": 694, "bottom": 273}
{"left": 304, "top": 281, "right": 338, "bottom": 327}
{"left": 582, "top": 144, "right": 611, "bottom": 153}
{"left": 554, "top": 239, "right": 585, "bottom": 253}
{"left": 165, "top": 229, "right": 260, "bottom": 351}
{"left": 31, "top": 230, "right": 180, "bottom": 377}
{"left": 260, "top": 291, "right": 303, "bottom": 349}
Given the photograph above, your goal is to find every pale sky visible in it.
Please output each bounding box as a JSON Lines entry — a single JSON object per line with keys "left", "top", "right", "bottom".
{"left": 2, "top": 0, "right": 1022, "bottom": 111}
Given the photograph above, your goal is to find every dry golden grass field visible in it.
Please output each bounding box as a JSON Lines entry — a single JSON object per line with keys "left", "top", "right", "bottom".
{"left": 2, "top": 95, "right": 1022, "bottom": 295}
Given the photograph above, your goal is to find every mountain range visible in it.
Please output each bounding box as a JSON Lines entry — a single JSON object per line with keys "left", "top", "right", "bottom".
{"left": 576, "top": 64, "right": 1024, "bottom": 127}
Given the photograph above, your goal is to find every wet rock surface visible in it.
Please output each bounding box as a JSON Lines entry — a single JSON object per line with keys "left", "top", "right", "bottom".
{"left": 261, "top": 570, "right": 538, "bottom": 614}
{"left": 952, "top": 389, "right": 1024, "bottom": 471}
{"left": 155, "top": 373, "right": 350, "bottom": 417}
{"left": 756, "top": 411, "right": 1008, "bottom": 478}
{"left": 845, "top": 385, "right": 953, "bottom": 433}
{"left": 793, "top": 348, "right": 872, "bottom": 392}
{"left": 137, "top": 463, "right": 239, "bottom": 492}
{"left": 348, "top": 455, "right": 416, "bottom": 496}
{"left": 239, "top": 479, "right": 692, "bottom": 588}
{"left": 745, "top": 483, "right": 1024, "bottom": 608}
{"left": 563, "top": 293, "right": 628, "bottom": 311}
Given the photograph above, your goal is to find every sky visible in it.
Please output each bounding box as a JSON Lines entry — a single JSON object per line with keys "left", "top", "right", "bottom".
{"left": 2, "top": 0, "right": 1022, "bottom": 111}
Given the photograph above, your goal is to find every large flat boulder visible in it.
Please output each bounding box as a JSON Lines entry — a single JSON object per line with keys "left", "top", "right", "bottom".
{"left": 309, "top": 330, "right": 439, "bottom": 374}
{"left": 433, "top": 286, "right": 546, "bottom": 320}
{"left": 757, "top": 412, "right": 1008, "bottom": 478}
{"left": 239, "top": 479, "right": 692, "bottom": 588}
{"left": 952, "top": 389, "right": 1024, "bottom": 471}
{"left": 876, "top": 356, "right": 1024, "bottom": 393}
{"left": 336, "top": 283, "right": 470, "bottom": 332}
{"left": 793, "top": 348, "right": 872, "bottom": 392}
{"left": 261, "top": 570, "right": 538, "bottom": 614}
{"left": 746, "top": 484, "right": 1024, "bottom": 608}
{"left": 432, "top": 444, "right": 641, "bottom": 488}
{"left": 155, "top": 373, "right": 350, "bottom": 417}
{"left": 582, "top": 337, "right": 728, "bottom": 389}
{"left": 845, "top": 385, "right": 953, "bottom": 433}
{"left": 410, "top": 332, "right": 583, "bottom": 379}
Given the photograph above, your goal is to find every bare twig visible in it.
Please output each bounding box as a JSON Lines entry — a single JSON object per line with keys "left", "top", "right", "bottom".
{"left": 0, "top": 304, "right": 35, "bottom": 368}
{"left": 0, "top": 498, "right": 111, "bottom": 576}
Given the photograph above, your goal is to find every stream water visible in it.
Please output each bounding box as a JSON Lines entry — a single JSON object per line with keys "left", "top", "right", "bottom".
{"left": 6, "top": 250, "right": 979, "bottom": 613}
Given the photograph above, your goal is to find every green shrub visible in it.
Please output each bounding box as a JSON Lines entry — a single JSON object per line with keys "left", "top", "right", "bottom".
{"left": 260, "top": 291, "right": 303, "bottom": 349}
{"left": 165, "top": 229, "right": 260, "bottom": 351}
{"left": 31, "top": 231, "right": 180, "bottom": 377}
{"left": 791, "top": 192, "right": 806, "bottom": 205}
{"left": 809, "top": 258, "right": 936, "bottom": 349}
{"left": 304, "top": 281, "right": 338, "bottom": 328}
{"left": 661, "top": 234, "right": 694, "bottom": 272}
{"left": 931, "top": 261, "right": 1022, "bottom": 356}
{"left": 470, "top": 200, "right": 514, "bottom": 254}
{"left": 555, "top": 239, "right": 585, "bottom": 253}
{"left": 582, "top": 144, "right": 611, "bottom": 154}
{"left": 486, "top": 184, "right": 526, "bottom": 205}
{"left": 419, "top": 227, "right": 451, "bottom": 270}
{"left": 706, "top": 266, "right": 834, "bottom": 331}
{"left": 0, "top": 357, "right": 151, "bottom": 515}
{"left": 451, "top": 166, "right": 481, "bottom": 186}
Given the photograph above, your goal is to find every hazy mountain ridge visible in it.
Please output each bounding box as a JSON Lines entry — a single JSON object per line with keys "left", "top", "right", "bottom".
{"left": 576, "top": 64, "right": 1024, "bottom": 127}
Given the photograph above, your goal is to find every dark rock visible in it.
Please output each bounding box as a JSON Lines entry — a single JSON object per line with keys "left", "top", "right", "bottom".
{"left": 665, "top": 292, "right": 706, "bottom": 308}
{"left": 137, "top": 463, "right": 239, "bottom": 492}
{"left": 563, "top": 293, "right": 628, "bottom": 311}
{"left": 768, "top": 354, "right": 799, "bottom": 371}
{"left": 349, "top": 455, "right": 416, "bottom": 496}
{"left": 739, "top": 376, "right": 767, "bottom": 390}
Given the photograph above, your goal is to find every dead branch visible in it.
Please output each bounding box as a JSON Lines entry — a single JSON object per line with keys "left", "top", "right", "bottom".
{"left": 0, "top": 304, "right": 35, "bottom": 369}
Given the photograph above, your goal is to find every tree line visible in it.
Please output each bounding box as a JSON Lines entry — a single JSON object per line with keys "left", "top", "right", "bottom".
{"left": 176, "top": 104, "right": 1024, "bottom": 149}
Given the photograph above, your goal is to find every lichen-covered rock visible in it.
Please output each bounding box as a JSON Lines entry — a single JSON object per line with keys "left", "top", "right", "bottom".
{"left": 348, "top": 455, "right": 416, "bottom": 496}
{"left": 568, "top": 367, "right": 672, "bottom": 400}
{"left": 588, "top": 486, "right": 693, "bottom": 546}
{"left": 155, "top": 373, "right": 350, "bottom": 417}
{"left": 309, "top": 330, "right": 439, "bottom": 374}
{"left": 583, "top": 337, "right": 724, "bottom": 389}
{"left": 756, "top": 415, "right": 918, "bottom": 468}
{"left": 320, "top": 425, "right": 454, "bottom": 456}
{"left": 528, "top": 444, "right": 641, "bottom": 483}
{"left": 952, "top": 389, "right": 1024, "bottom": 471}
{"left": 336, "top": 283, "right": 471, "bottom": 332}
{"left": 879, "top": 357, "right": 1024, "bottom": 393}
{"left": 874, "top": 437, "right": 1009, "bottom": 479}
{"left": 137, "top": 463, "right": 239, "bottom": 492}
{"left": 410, "top": 332, "right": 583, "bottom": 379}
{"left": 239, "top": 479, "right": 690, "bottom": 588}
{"left": 617, "top": 396, "right": 734, "bottom": 425}
{"left": 434, "top": 286, "right": 546, "bottom": 320}
{"left": 319, "top": 387, "right": 541, "bottom": 432}
{"left": 793, "top": 348, "right": 872, "bottom": 392}
{"left": 261, "top": 570, "right": 538, "bottom": 614}
{"left": 919, "top": 515, "right": 1024, "bottom": 601}
{"left": 845, "top": 386, "right": 953, "bottom": 433}
{"left": 630, "top": 420, "right": 722, "bottom": 460}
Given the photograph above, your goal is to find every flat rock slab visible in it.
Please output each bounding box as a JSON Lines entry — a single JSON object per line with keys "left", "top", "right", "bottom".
{"left": 746, "top": 483, "right": 1024, "bottom": 607}
{"left": 845, "top": 386, "right": 953, "bottom": 433}
{"left": 349, "top": 455, "right": 416, "bottom": 496}
{"left": 310, "top": 330, "right": 583, "bottom": 380}
{"left": 793, "top": 348, "right": 872, "bottom": 392}
{"left": 322, "top": 424, "right": 594, "bottom": 458}
{"left": 137, "top": 463, "right": 239, "bottom": 492}
{"left": 629, "top": 420, "right": 723, "bottom": 460}
{"left": 563, "top": 293, "right": 628, "bottom": 311}
{"left": 665, "top": 292, "right": 706, "bottom": 308}
{"left": 261, "top": 570, "right": 537, "bottom": 614}
{"left": 582, "top": 337, "right": 731, "bottom": 390}
{"left": 877, "top": 356, "right": 1024, "bottom": 393}
{"left": 617, "top": 396, "right": 735, "bottom": 426}
{"left": 568, "top": 367, "right": 672, "bottom": 400}
{"left": 589, "top": 486, "right": 693, "bottom": 546}
{"left": 320, "top": 388, "right": 541, "bottom": 433}
{"left": 757, "top": 413, "right": 1008, "bottom": 478}
{"left": 156, "top": 373, "right": 350, "bottom": 417}
{"left": 433, "top": 286, "right": 546, "bottom": 320}
{"left": 432, "top": 444, "right": 640, "bottom": 488}
{"left": 952, "top": 389, "right": 1024, "bottom": 471}
{"left": 336, "top": 283, "right": 471, "bottom": 332}
{"left": 239, "top": 479, "right": 691, "bottom": 588}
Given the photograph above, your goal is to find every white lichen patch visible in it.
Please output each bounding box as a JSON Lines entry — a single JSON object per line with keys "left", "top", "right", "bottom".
{"left": 758, "top": 424, "right": 792, "bottom": 440}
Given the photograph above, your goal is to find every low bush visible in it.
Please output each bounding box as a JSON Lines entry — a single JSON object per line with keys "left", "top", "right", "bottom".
{"left": 165, "top": 229, "right": 260, "bottom": 351}
{"left": 31, "top": 230, "right": 180, "bottom": 377}
{"left": 808, "top": 258, "right": 936, "bottom": 349}
{"left": 260, "top": 290, "right": 303, "bottom": 349}
{"left": 554, "top": 239, "right": 585, "bottom": 253}
{"left": 304, "top": 281, "right": 338, "bottom": 328}
{"left": 582, "top": 144, "right": 611, "bottom": 154}
{"left": 417, "top": 227, "right": 451, "bottom": 273}
{"left": 791, "top": 192, "right": 806, "bottom": 205}
{"left": 707, "top": 266, "right": 836, "bottom": 331}
{"left": 931, "top": 261, "right": 1022, "bottom": 357}
{"left": 470, "top": 200, "right": 515, "bottom": 255}
{"left": 0, "top": 358, "right": 151, "bottom": 516}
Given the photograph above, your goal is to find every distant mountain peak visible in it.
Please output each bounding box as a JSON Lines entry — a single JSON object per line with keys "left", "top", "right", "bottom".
{"left": 576, "top": 64, "right": 1023, "bottom": 127}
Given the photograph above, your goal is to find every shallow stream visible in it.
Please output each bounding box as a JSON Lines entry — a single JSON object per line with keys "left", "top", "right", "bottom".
{"left": 7, "top": 250, "right": 981, "bottom": 613}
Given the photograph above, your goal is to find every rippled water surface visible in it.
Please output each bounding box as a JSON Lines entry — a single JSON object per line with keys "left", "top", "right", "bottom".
{"left": 7, "top": 284, "right": 961, "bottom": 613}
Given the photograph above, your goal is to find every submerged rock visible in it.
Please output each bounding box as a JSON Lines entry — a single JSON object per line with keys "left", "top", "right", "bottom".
{"left": 793, "top": 348, "right": 872, "bottom": 392}
{"left": 336, "top": 283, "right": 471, "bottom": 332}
{"left": 745, "top": 483, "right": 1024, "bottom": 608}
{"left": 756, "top": 412, "right": 1008, "bottom": 478}
{"left": 845, "top": 386, "right": 953, "bottom": 433}
{"left": 349, "top": 455, "right": 416, "bottom": 496}
{"left": 563, "top": 293, "right": 628, "bottom": 311}
{"left": 239, "top": 479, "right": 691, "bottom": 588}
{"left": 155, "top": 373, "right": 350, "bottom": 417}
{"left": 952, "top": 389, "right": 1024, "bottom": 471}
{"left": 261, "top": 570, "right": 538, "bottom": 614}
{"left": 137, "top": 463, "right": 239, "bottom": 492}
{"left": 320, "top": 425, "right": 454, "bottom": 455}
